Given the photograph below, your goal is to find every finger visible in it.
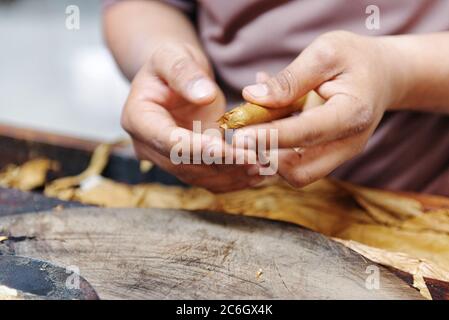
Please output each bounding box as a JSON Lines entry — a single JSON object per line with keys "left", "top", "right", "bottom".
{"left": 243, "top": 37, "right": 343, "bottom": 108}
{"left": 303, "top": 90, "right": 326, "bottom": 110}
{"left": 273, "top": 134, "right": 367, "bottom": 188}
{"left": 133, "top": 140, "right": 263, "bottom": 192}
{"left": 152, "top": 44, "right": 218, "bottom": 105}
{"left": 133, "top": 131, "right": 260, "bottom": 177}
{"left": 123, "top": 79, "right": 256, "bottom": 163}
{"left": 235, "top": 93, "right": 373, "bottom": 149}
{"left": 123, "top": 86, "right": 242, "bottom": 163}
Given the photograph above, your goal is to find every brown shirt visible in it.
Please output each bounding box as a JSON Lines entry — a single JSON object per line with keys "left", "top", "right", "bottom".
{"left": 106, "top": 0, "right": 449, "bottom": 196}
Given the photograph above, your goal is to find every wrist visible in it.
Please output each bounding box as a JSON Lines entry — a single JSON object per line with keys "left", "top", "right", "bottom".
{"left": 376, "top": 36, "right": 415, "bottom": 111}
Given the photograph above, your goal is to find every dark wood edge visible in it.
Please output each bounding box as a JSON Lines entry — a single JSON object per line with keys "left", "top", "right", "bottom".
{"left": 0, "top": 123, "right": 133, "bottom": 157}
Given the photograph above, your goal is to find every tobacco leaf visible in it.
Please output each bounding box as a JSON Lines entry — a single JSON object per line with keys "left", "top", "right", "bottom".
{"left": 44, "top": 143, "right": 113, "bottom": 199}
{"left": 0, "top": 285, "right": 41, "bottom": 300}
{"left": 0, "top": 158, "right": 57, "bottom": 191}
{"left": 400, "top": 210, "right": 449, "bottom": 233}
{"left": 336, "top": 224, "right": 449, "bottom": 271}
{"left": 333, "top": 239, "right": 448, "bottom": 299}
{"left": 337, "top": 180, "right": 424, "bottom": 219}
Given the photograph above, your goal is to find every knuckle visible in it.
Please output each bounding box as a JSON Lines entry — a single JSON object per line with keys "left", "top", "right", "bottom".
{"left": 311, "top": 30, "right": 355, "bottom": 66}
{"left": 359, "top": 102, "right": 375, "bottom": 126}
{"left": 287, "top": 178, "right": 303, "bottom": 189}
{"left": 151, "top": 43, "right": 176, "bottom": 65}
{"left": 349, "top": 97, "right": 374, "bottom": 133}
{"left": 120, "top": 108, "right": 132, "bottom": 133}
{"left": 300, "top": 127, "right": 323, "bottom": 146}
{"left": 311, "top": 39, "right": 339, "bottom": 67}
{"left": 288, "top": 169, "right": 315, "bottom": 188}
{"left": 331, "top": 94, "right": 374, "bottom": 139}
{"left": 120, "top": 100, "right": 142, "bottom": 137}
{"left": 266, "top": 69, "right": 297, "bottom": 105}
{"left": 152, "top": 133, "right": 170, "bottom": 155}
{"left": 297, "top": 114, "right": 324, "bottom": 146}
{"left": 169, "top": 56, "right": 191, "bottom": 82}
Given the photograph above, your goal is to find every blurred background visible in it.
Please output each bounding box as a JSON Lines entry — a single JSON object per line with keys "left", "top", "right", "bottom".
{"left": 0, "top": 0, "right": 129, "bottom": 141}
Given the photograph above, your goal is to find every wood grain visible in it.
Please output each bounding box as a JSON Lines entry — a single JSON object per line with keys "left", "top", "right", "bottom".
{"left": 0, "top": 207, "right": 423, "bottom": 300}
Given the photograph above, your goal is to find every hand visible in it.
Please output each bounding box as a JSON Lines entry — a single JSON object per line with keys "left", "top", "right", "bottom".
{"left": 238, "top": 31, "right": 405, "bottom": 188}
{"left": 122, "top": 42, "right": 262, "bottom": 192}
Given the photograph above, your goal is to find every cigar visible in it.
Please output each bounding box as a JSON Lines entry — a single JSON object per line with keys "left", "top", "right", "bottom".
{"left": 218, "top": 93, "right": 309, "bottom": 129}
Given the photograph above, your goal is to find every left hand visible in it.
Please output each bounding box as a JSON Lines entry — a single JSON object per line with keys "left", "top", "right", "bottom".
{"left": 122, "top": 43, "right": 262, "bottom": 192}
{"left": 237, "top": 31, "right": 407, "bottom": 188}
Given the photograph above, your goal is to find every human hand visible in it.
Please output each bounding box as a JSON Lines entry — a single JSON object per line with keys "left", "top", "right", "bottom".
{"left": 238, "top": 31, "right": 406, "bottom": 187}
{"left": 122, "top": 42, "right": 262, "bottom": 192}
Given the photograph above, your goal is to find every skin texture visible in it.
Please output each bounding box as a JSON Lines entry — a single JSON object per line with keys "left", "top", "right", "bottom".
{"left": 104, "top": 2, "right": 449, "bottom": 191}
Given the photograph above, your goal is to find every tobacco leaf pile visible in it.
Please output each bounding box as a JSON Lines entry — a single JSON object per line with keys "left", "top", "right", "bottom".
{"left": 1, "top": 143, "right": 449, "bottom": 299}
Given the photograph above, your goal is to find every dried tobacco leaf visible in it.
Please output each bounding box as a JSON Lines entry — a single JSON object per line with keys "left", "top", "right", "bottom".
{"left": 0, "top": 285, "right": 40, "bottom": 300}
{"left": 0, "top": 158, "right": 57, "bottom": 191}
{"left": 337, "top": 181, "right": 424, "bottom": 219}
{"left": 333, "top": 239, "right": 449, "bottom": 299}
{"left": 400, "top": 210, "right": 449, "bottom": 233}
{"left": 215, "top": 181, "right": 373, "bottom": 236}
{"left": 336, "top": 224, "right": 449, "bottom": 271}
{"left": 75, "top": 176, "right": 140, "bottom": 207}
{"left": 44, "top": 143, "right": 113, "bottom": 199}
{"left": 140, "top": 160, "right": 154, "bottom": 173}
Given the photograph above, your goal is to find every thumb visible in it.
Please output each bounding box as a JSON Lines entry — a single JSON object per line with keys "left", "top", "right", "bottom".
{"left": 242, "top": 43, "right": 340, "bottom": 108}
{"left": 152, "top": 43, "right": 218, "bottom": 105}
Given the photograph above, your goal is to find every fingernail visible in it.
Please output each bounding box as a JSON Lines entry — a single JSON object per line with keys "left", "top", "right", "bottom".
{"left": 190, "top": 78, "right": 215, "bottom": 100}
{"left": 244, "top": 83, "right": 268, "bottom": 98}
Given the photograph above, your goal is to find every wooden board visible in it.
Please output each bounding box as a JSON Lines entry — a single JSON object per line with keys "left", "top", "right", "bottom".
{"left": 0, "top": 207, "right": 422, "bottom": 299}
{"left": 0, "top": 187, "right": 86, "bottom": 217}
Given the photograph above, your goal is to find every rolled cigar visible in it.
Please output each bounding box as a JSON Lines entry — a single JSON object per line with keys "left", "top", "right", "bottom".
{"left": 218, "top": 94, "right": 309, "bottom": 129}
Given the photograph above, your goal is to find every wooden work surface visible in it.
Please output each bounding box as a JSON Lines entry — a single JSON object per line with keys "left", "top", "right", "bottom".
{"left": 0, "top": 207, "right": 423, "bottom": 300}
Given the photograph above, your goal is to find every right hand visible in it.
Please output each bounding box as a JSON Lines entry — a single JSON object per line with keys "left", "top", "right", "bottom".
{"left": 121, "top": 42, "right": 263, "bottom": 192}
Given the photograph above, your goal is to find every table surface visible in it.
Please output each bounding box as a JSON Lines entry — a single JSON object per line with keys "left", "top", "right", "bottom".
{"left": 0, "top": 206, "right": 424, "bottom": 300}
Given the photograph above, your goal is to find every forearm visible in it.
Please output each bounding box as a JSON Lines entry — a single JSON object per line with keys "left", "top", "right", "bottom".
{"left": 103, "top": 0, "right": 203, "bottom": 80}
{"left": 383, "top": 33, "right": 449, "bottom": 114}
